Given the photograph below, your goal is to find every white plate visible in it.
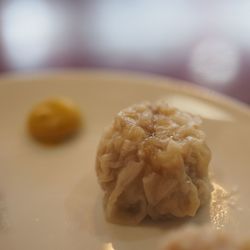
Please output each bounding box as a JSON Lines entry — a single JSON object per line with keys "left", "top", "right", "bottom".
{"left": 0, "top": 70, "right": 250, "bottom": 250}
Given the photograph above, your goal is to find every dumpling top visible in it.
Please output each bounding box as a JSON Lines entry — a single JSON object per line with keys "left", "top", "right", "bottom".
{"left": 96, "top": 101, "right": 211, "bottom": 225}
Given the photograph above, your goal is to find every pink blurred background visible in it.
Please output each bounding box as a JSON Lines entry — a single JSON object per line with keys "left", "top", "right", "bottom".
{"left": 0, "top": 0, "right": 250, "bottom": 104}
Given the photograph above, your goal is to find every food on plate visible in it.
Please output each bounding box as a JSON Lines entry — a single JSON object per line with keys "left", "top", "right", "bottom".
{"left": 162, "top": 225, "right": 250, "bottom": 250}
{"left": 28, "top": 97, "right": 81, "bottom": 143}
{"left": 96, "top": 101, "right": 211, "bottom": 225}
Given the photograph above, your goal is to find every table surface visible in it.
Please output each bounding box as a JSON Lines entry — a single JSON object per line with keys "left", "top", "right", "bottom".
{"left": 0, "top": 0, "right": 250, "bottom": 104}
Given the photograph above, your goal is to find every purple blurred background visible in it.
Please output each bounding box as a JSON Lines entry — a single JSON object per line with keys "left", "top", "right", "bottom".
{"left": 0, "top": 0, "right": 250, "bottom": 104}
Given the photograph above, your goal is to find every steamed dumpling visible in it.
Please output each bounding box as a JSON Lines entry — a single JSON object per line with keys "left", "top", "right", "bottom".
{"left": 96, "top": 101, "right": 211, "bottom": 225}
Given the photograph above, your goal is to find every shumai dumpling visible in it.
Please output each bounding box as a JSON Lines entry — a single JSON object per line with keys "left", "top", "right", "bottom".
{"left": 96, "top": 101, "right": 211, "bottom": 225}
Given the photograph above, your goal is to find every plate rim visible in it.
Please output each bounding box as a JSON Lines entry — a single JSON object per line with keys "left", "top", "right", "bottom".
{"left": 0, "top": 69, "right": 249, "bottom": 117}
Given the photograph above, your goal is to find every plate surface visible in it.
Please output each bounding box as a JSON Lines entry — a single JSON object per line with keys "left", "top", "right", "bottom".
{"left": 0, "top": 70, "right": 250, "bottom": 250}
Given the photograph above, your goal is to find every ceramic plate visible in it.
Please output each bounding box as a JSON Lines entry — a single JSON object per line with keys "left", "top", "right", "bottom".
{"left": 0, "top": 70, "right": 250, "bottom": 250}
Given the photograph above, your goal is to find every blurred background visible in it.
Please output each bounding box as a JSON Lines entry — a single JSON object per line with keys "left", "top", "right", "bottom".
{"left": 0, "top": 0, "right": 250, "bottom": 104}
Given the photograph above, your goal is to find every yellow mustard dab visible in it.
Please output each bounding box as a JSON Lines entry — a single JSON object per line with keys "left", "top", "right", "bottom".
{"left": 28, "top": 97, "right": 82, "bottom": 143}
